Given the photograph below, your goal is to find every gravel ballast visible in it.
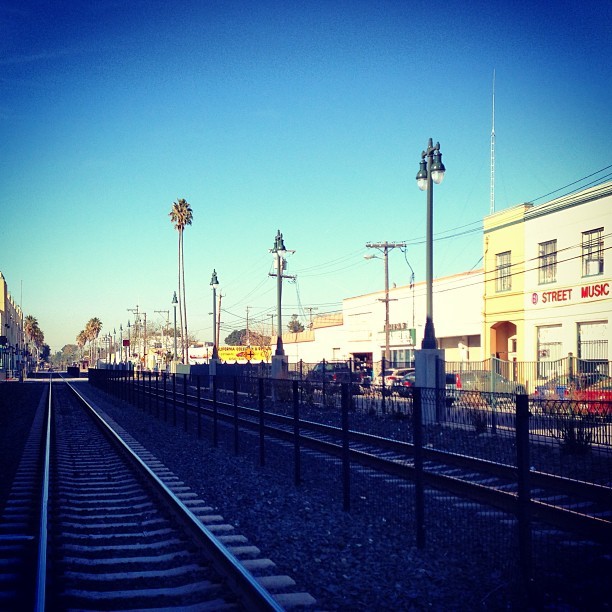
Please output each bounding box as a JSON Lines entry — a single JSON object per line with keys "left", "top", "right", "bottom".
{"left": 73, "top": 380, "right": 542, "bottom": 610}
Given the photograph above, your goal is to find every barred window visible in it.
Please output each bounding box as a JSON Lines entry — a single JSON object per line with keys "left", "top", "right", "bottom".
{"left": 538, "top": 240, "right": 557, "bottom": 284}
{"left": 495, "top": 251, "right": 511, "bottom": 292}
{"left": 582, "top": 228, "right": 604, "bottom": 277}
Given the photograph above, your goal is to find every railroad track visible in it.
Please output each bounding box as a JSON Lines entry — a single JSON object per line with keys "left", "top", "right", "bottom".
{"left": 0, "top": 378, "right": 314, "bottom": 610}
{"left": 124, "top": 376, "right": 612, "bottom": 545}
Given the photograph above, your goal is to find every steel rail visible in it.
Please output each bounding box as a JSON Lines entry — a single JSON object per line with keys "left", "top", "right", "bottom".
{"left": 34, "top": 375, "right": 52, "bottom": 612}
{"left": 65, "top": 378, "right": 283, "bottom": 612}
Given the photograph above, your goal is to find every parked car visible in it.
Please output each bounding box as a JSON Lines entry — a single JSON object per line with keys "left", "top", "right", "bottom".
{"left": 574, "top": 381, "right": 612, "bottom": 417}
{"left": 396, "top": 371, "right": 416, "bottom": 398}
{"left": 454, "top": 370, "right": 527, "bottom": 395}
{"left": 373, "top": 368, "right": 414, "bottom": 388}
{"left": 305, "top": 361, "right": 361, "bottom": 385}
{"left": 534, "top": 373, "right": 611, "bottom": 399}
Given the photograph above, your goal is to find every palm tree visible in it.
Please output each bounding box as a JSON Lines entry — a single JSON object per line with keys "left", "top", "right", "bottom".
{"left": 24, "top": 315, "right": 38, "bottom": 345}
{"left": 24, "top": 315, "right": 43, "bottom": 370}
{"left": 169, "top": 198, "right": 193, "bottom": 363}
{"left": 85, "top": 317, "right": 102, "bottom": 363}
{"left": 76, "top": 330, "right": 87, "bottom": 361}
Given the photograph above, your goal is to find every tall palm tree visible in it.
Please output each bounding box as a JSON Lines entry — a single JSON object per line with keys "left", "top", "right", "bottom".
{"left": 169, "top": 198, "right": 193, "bottom": 363}
{"left": 76, "top": 330, "right": 87, "bottom": 361}
{"left": 25, "top": 315, "right": 43, "bottom": 369}
{"left": 24, "top": 315, "right": 38, "bottom": 344}
{"left": 85, "top": 317, "right": 102, "bottom": 363}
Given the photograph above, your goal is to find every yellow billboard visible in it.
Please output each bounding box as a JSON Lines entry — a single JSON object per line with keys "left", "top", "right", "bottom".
{"left": 218, "top": 345, "right": 272, "bottom": 363}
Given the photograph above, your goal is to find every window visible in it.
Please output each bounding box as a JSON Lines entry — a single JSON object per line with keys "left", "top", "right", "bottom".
{"left": 582, "top": 228, "right": 604, "bottom": 277}
{"left": 495, "top": 251, "right": 511, "bottom": 292}
{"left": 538, "top": 240, "right": 557, "bottom": 284}
{"left": 537, "top": 325, "right": 562, "bottom": 378}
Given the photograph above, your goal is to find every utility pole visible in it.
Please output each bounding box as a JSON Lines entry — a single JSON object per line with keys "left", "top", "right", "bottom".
{"left": 305, "top": 306, "right": 318, "bottom": 329}
{"left": 269, "top": 314, "right": 275, "bottom": 336}
{"left": 127, "top": 305, "right": 139, "bottom": 364}
{"left": 246, "top": 306, "right": 251, "bottom": 346}
{"left": 217, "top": 292, "right": 223, "bottom": 350}
{"left": 142, "top": 312, "right": 147, "bottom": 369}
{"left": 155, "top": 310, "right": 170, "bottom": 365}
{"left": 365, "top": 242, "right": 406, "bottom": 364}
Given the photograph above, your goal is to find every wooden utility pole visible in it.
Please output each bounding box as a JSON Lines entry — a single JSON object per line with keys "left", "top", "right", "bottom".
{"left": 365, "top": 242, "right": 406, "bottom": 363}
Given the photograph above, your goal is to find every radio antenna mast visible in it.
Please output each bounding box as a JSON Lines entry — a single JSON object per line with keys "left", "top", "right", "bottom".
{"left": 490, "top": 69, "right": 496, "bottom": 215}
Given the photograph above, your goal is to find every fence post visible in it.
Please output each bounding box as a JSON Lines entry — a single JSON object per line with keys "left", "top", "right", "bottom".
{"left": 163, "top": 372, "right": 167, "bottom": 421}
{"left": 322, "top": 358, "right": 327, "bottom": 404}
{"left": 435, "top": 356, "right": 443, "bottom": 422}
{"left": 258, "top": 377, "right": 265, "bottom": 466}
{"left": 183, "top": 374, "right": 188, "bottom": 432}
{"left": 413, "top": 386, "right": 425, "bottom": 549}
{"left": 155, "top": 371, "right": 159, "bottom": 418}
{"left": 233, "top": 376, "right": 239, "bottom": 455}
{"left": 516, "top": 393, "right": 532, "bottom": 583}
{"left": 148, "top": 370, "right": 152, "bottom": 414}
{"left": 293, "top": 379, "right": 301, "bottom": 486}
{"left": 136, "top": 369, "right": 141, "bottom": 410}
{"left": 341, "top": 382, "right": 351, "bottom": 512}
{"left": 213, "top": 376, "right": 218, "bottom": 448}
{"left": 172, "top": 373, "right": 177, "bottom": 426}
{"left": 197, "top": 375, "right": 202, "bottom": 438}
{"left": 381, "top": 356, "right": 386, "bottom": 414}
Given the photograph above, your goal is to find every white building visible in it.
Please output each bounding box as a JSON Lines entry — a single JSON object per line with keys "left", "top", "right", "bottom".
{"left": 523, "top": 183, "right": 611, "bottom": 368}
{"left": 280, "top": 269, "right": 484, "bottom": 368}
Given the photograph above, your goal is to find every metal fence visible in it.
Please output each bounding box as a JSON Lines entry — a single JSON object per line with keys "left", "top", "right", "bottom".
{"left": 89, "top": 368, "right": 611, "bottom": 606}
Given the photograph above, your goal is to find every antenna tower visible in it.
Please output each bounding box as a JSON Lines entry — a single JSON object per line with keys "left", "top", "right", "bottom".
{"left": 490, "top": 69, "right": 496, "bottom": 215}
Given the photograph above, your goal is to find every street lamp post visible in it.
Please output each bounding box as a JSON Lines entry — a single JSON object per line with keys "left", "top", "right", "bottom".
{"left": 269, "top": 230, "right": 294, "bottom": 380}
{"left": 119, "top": 324, "right": 123, "bottom": 363}
{"left": 127, "top": 321, "right": 131, "bottom": 366}
{"left": 172, "top": 292, "right": 178, "bottom": 363}
{"left": 416, "top": 138, "right": 446, "bottom": 349}
{"left": 269, "top": 230, "right": 295, "bottom": 356}
{"left": 210, "top": 270, "right": 219, "bottom": 360}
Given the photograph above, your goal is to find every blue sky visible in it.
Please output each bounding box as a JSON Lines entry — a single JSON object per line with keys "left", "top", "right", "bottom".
{"left": 1, "top": 0, "right": 611, "bottom": 352}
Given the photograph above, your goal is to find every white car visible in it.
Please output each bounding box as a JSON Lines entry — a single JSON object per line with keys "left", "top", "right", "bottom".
{"left": 373, "top": 368, "right": 414, "bottom": 388}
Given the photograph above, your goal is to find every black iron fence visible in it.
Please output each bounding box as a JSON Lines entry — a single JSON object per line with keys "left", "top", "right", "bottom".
{"left": 88, "top": 368, "right": 611, "bottom": 604}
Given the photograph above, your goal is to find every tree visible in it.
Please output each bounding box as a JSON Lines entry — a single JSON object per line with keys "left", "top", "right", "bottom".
{"left": 224, "top": 329, "right": 271, "bottom": 346}
{"left": 287, "top": 314, "right": 305, "bottom": 333}
{"left": 76, "top": 331, "right": 87, "bottom": 360}
{"left": 53, "top": 343, "right": 80, "bottom": 368}
{"left": 24, "top": 315, "right": 38, "bottom": 343}
{"left": 40, "top": 344, "right": 50, "bottom": 362}
{"left": 24, "top": 315, "right": 45, "bottom": 369}
{"left": 225, "top": 329, "right": 247, "bottom": 346}
{"left": 169, "top": 198, "right": 193, "bottom": 363}
{"left": 84, "top": 318, "right": 102, "bottom": 362}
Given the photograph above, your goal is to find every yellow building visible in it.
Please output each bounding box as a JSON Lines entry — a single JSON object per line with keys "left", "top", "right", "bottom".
{"left": 0, "top": 271, "right": 25, "bottom": 380}
{"left": 483, "top": 204, "right": 532, "bottom": 361}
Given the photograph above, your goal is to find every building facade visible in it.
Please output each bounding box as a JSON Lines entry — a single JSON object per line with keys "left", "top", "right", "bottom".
{"left": 280, "top": 269, "right": 484, "bottom": 369}
{"left": 0, "top": 272, "right": 25, "bottom": 380}
{"left": 483, "top": 182, "right": 611, "bottom": 377}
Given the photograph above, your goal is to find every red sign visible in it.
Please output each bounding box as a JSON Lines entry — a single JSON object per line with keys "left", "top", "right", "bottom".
{"left": 531, "top": 282, "right": 610, "bottom": 306}
{"left": 123, "top": 339, "right": 130, "bottom": 346}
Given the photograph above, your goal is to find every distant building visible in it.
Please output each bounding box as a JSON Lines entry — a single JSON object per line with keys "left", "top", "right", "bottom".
{"left": 0, "top": 272, "right": 25, "bottom": 380}
{"left": 279, "top": 269, "right": 484, "bottom": 368}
